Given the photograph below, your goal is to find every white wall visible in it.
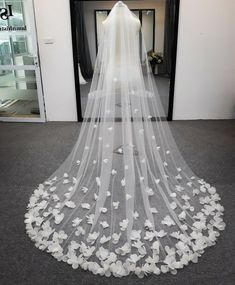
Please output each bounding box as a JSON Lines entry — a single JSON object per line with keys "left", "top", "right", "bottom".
{"left": 173, "top": 0, "right": 235, "bottom": 119}
{"left": 34, "top": 0, "right": 77, "bottom": 121}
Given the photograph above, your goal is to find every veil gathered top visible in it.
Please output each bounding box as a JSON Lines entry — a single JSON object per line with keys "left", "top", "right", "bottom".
{"left": 25, "top": 1, "right": 225, "bottom": 278}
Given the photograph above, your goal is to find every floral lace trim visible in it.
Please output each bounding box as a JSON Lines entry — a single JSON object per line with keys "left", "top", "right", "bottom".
{"left": 25, "top": 179, "right": 225, "bottom": 278}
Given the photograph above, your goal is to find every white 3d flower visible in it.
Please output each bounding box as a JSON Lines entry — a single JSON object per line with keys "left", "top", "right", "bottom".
{"left": 81, "top": 203, "right": 90, "bottom": 210}
{"left": 155, "top": 179, "right": 160, "bottom": 184}
{"left": 193, "top": 189, "right": 200, "bottom": 196}
{"left": 144, "top": 220, "right": 153, "bottom": 230}
{"left": 126, "top": 194, "right": 132, "bottom": 200}
{"left": 100, "top": 235, "right": 111, "bottom": 244}
{"left": 121, "top": 178, "right": 126, "bottom": 186}
{"left": 72, "top": 217, "right": 82, "bottom": 227}
{"left": 49, "top": 186, "right": 56, "bottom": 192}
{"left": 182, "top": 194, "right": 190, "bottom": 201}
{"left": 133, "top": 211, "right": 139, "bottom": 219}
{"left": 127, "top": 254, "right": 141, "bottom": 263}
{"left": 96, "top": 177, "right": 101, "bottom": 187}
{"left": 151, "top": 208, "right": 158, "bottom": 214}
{"left": 151, "top": 240, "right": 160, "bottom": 253}
{"left": 68, "top": 186, "right": 74, "bottom": 192}
{"left": 144, "top": 231, "right": 155, "bottom": 241}
{"left": 119, "top": 219, "right": 129, "bottom": 231}
{"left": 178, "top": 211, "right": 186, "bottom": 220}
{"left": 118, "top": 148, "right": 123, "bottom": 153}
{"left": 170, "top": 202, "right": 177, "bottom": 210}
{"left": 100, "top": 221, "right": 109, "bottom": 229}
{"left": 87, "top": 232, "right": 100, "bottom": 244}
{"left": 75, "top": 226, "right": 85, "bottom": 236}
{"left": 132, "top": 240, "right": 144, "bottom": 249}
{"left": 175, "top": 174, "right": 182, "bottom": 180}
{"left": 146, "top": 187, "right": 154, "bottom": 196}
{"left": 112, "top": 233, "right": 121, "bottom": 244}
{"left": 54, "top": 213, "right": 64, "bottom": 225}
{"left": 99, "top": 207, "right": 107, "bottom": 213}
{"left": 86, "top": 214, "right": 95, "bottom": 225}
{"left": 96, "top": 247, "right": 109, "bottom": 260}
{"left": 81, "top": 186, "right": 88, "bottom": 193}
{"left": 115, "top": 242, "right": 131, "bottom": 255}
{"left": 161, "top": 215, "right": 176, "bottom": 226}
{"left": 112, "top": 201, "right": 119, "bottom": 209}
{"left": 65, "top": 201, "right": 76, "bottom": 208}
{"left": 94, "top": 193, "right": 98, "bottom": 200}
{"left": 208, "top": 186, "right": 216, "bottom": 195}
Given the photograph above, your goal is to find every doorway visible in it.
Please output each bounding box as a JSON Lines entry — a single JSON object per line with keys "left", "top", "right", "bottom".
{"left": 70, "top": 0, "right": 180, "bottom": 121}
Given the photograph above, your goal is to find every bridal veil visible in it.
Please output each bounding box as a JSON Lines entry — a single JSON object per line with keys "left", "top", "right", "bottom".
{"left": 25, "top": 1, "right": 225, "bottom": 278}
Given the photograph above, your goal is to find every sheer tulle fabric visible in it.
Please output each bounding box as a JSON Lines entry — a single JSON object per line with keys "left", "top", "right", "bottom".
{"left": 25, "top": 2, "right": 225, "bottom": 278}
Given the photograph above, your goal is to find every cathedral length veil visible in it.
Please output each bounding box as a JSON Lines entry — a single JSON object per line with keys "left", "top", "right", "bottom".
{"left": 25, "top": 1, "right": 225, "bottom": 278}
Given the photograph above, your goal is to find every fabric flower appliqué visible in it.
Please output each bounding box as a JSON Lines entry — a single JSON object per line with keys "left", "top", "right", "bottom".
{"left": 161, "top": 215, "right": 176, "bottom": 227}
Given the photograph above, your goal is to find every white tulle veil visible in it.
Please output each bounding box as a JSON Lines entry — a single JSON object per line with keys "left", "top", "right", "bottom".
{"left": 25, "top": 1, "right": 225, "bottom": 278}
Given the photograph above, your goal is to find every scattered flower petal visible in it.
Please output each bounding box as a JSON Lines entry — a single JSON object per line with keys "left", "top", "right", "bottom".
{"left": 100, "top": 221, "right": 109, "bottom": 229}
{"left": 119, "top": 219, "right": 129, "bottom": 231}
{"left": 161, "top": 215, "right": 176, "bottom": 227}
{"left": 81, "top": 203, "right": 90, "bottom": 210}
{"left": 113, "top": 201, "right": 119, "bottom": 209}
{"left": 65, "top": 201, "right": 76, "bottom": 208}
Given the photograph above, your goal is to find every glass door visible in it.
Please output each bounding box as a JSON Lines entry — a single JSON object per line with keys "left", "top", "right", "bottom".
{"left": 0, "top": 0, "right": 45, "bottom": 122}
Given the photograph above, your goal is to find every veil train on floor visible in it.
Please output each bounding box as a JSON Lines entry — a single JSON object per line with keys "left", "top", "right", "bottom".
{"left": 25, "top": 1, "right": 225, "bottom": 278}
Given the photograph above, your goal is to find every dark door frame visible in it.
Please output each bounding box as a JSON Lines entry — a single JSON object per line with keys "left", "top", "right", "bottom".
{"left": 70, "top": 0, "right": 82, "bottom": 121}
{"left": 69, "top": 0, "right": 180, "bottom": 122}
{"left": 167, "top": 0, "right": 180, "bottom": 121}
